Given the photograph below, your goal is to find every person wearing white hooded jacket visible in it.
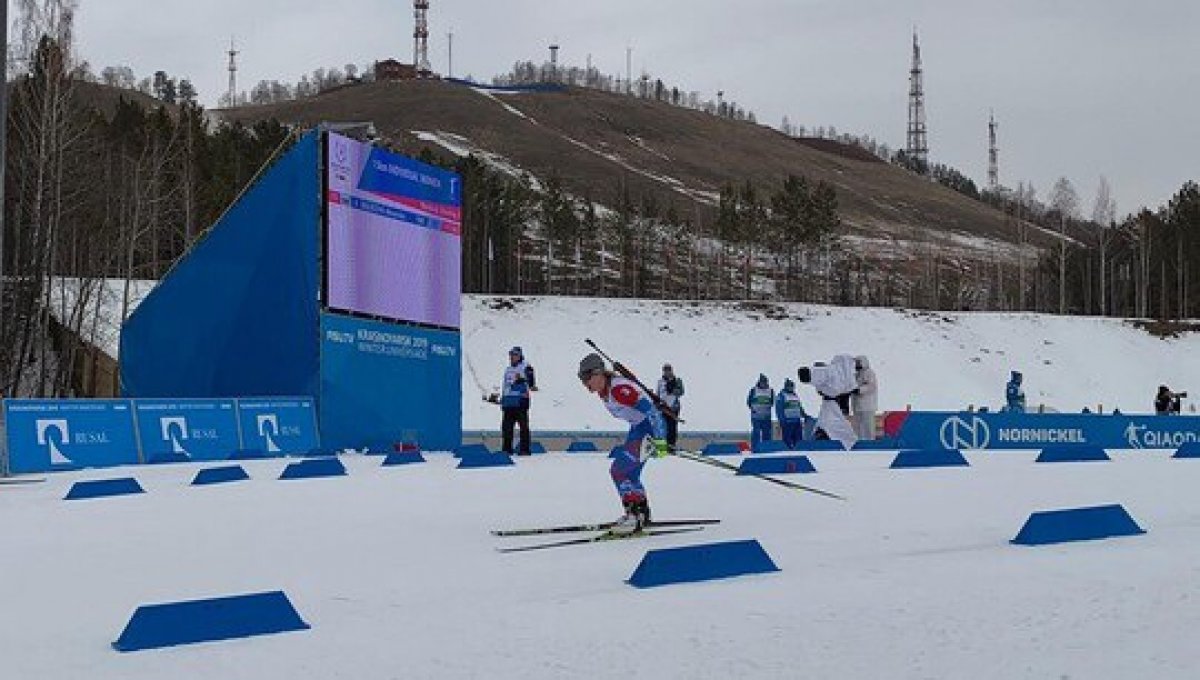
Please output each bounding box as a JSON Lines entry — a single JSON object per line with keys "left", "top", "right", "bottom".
{"left": 797, "top": 354, "right": 859, "bottom": 450}
{"left": 851, "top": 356, "right": 878, "bottom": 440}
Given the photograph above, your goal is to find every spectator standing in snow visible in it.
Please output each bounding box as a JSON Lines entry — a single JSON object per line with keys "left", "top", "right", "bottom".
{"left": 797, "top": 355, "right": 859, "bottom": 450}
{"left": 747, "top": 374, "right": 775, "bottom": 445}
{"left": 499, "top": 346, "right": 537, "bottom": 455}
{"left": 578, "top": 353, "right": 668, "bottom": 534}
{"left": 1005, "top": 371, "right": 1026, "bottom": 414}
{"left": 1156, "top": 385, "right": 1186, "bottom": 415}
{"left": 852, "top": 356, "right": 878, "bottom": 440}
{"left": 656, "top": 364, "right": 685, "bottom": 451}
{"left": 775, "top": 378, "right": 807, "bottom": 449}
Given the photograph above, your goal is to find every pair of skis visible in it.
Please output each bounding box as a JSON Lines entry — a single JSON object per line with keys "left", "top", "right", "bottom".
{"left": 494, "top": 518, "right": 719, "bottom": 553}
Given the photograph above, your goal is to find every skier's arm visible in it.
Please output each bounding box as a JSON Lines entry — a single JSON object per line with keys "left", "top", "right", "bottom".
{"left": 526, "top": 365, "right": 537, "bottom": 390}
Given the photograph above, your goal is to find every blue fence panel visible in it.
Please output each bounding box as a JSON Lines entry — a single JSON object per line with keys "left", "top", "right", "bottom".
{"left": 896, "top": 411, "right": 1200, "bottom": 451}
{"left": 4, "top": 399, "right": 140, "bottom": 474}
{"left": 134, "top": 399, "right": 241, "bottom": 463}
{"left": 236, "top": 398, "right": 320, "bottom": 455}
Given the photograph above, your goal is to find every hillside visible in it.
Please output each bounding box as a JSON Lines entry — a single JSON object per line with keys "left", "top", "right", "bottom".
{"left": 220, "top": 80, "right": 1058, "bottom": 269}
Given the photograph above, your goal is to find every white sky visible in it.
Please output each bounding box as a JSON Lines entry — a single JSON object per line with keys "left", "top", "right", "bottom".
{"left": 70, "top": 0, "right": 1200, "bottom": 217}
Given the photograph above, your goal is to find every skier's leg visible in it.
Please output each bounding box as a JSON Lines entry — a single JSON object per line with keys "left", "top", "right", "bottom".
{"left": 609, "top": 421, "right": 654, "bottom": 531}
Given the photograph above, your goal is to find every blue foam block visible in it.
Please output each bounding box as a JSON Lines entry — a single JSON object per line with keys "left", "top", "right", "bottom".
{"left": 1036, "top": 445, "right": 1110, "bottom": 463}
{"left": 112, "top": 590, "right": 310, "bottom": 652}
{"left": 457, "top": 453, "right": 515, "bottom": 469}
{"left": 852, "top": 438, "right": 899, "bottom": 450}
{"left": 751, "top": 440, "right": 788, "bottom": 454}
{"left": 628, "top": 539, "right": 781, "bottom": 588}
{"left": 454, "top": 443, "right": 492, "bottom": 458}
{"left": 279, "top": 457, "right": 346, "bottom": 480}
{"left": 148, "top": 453, "right": 192, "bottom": 465}
{"left": 228, "top": 449, "right": 267, "bottom": 461}
{"left": 566, "top": 441, "right": 599, "bottom": 453}
{"left": 1172, "top": 442, "right": 1200, "bottom": 459}
{"left": 702, "top": 441, "right": 744, "bottom": 456}
{"left": 738, "top": 455, "right": 816, "bottom": 475}
{"left": 1012, "top": 504, "right": 1146, "bottom": 546}
{"left": 192, "top": 466, "right": 250, "bottom": 486}
{"left": 890, "top": 449, "right": 969, "bottom": 469}
{"left": 302, "top": 448, "right": 337, "bottom": 458}
{"left": 793, "top": 439, "right": 846, "bottom": 451}
{"left": 64, "top": 477, "right": 145, "bottom": 501}
{"left": 529, "top": 442, "right": 547, "bottom": 454}
{"left": 382, "top": 452, "right": 426, "bottom": 466}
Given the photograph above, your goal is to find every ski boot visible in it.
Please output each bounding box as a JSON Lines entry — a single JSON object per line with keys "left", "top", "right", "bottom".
{"left": 611, "top": 499, "right": 652, "bottom": 535}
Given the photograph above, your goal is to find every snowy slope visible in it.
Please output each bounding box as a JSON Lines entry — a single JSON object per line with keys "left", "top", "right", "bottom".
{"left": 463, "top": 296, "right": 1200, "bottom": 432}
{"left": 2, "top": 450, "right": 1199, "bottom": 679}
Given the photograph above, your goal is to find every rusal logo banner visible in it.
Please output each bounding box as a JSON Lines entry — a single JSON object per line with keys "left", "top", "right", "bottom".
{"left": 235, "top": 398, "right": 320, "bottom": 455}
{"left": 133, "top": 399, "right": 241, "bottom": 462}
{"left": 3, "top": 399, "right": 139, "bottom": 474}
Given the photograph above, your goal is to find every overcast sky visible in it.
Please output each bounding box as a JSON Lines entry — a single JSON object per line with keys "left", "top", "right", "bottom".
{"left": 71, "top": 0, "right": 1198, "bottom": 216}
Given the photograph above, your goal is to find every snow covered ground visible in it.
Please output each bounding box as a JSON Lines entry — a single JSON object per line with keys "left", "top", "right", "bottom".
{"left": 3, "top": 448, "right": 1199, "bottom": 679}
{"left": 463, "top": 296, "right": 1200, "bottom": 432}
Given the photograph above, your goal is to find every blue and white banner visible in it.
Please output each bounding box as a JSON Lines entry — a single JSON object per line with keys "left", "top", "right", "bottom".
{"left": 3, "top": 399, "right": 139, "bottom": 474}
{"left": 134, "top": 399, "right": 241, "bottom": 462}
{"left": 319, "top": 313, "right": 461, "bottom": 452}
{"left": 236, "top": 398, "right": 320, "bottom": 455}
{"left": 896, "top": 411, "right": 1200, "bottom": 451}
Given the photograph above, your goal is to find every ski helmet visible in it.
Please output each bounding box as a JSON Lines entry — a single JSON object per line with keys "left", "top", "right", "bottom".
{"left": 578, "top": 353, "right": 606, "bottom": 381}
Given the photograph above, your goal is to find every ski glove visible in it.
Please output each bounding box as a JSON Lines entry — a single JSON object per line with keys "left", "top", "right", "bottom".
{"left": 640, "top": 436, "right": 670, "bottom": 461}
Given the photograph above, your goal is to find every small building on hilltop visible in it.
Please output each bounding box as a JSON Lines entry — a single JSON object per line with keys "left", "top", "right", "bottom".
{"left": 374, "top": 59, "right": 420, "bottom": 81}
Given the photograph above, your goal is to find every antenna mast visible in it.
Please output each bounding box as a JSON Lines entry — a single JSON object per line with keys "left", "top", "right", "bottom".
{"left": 906, "top": 29, "right": 929, "bottom": 171}
{"left": 226, "top": 37, "right": 238, "bottom": 107}
{"left": 414, "top": 0, "right": 431, "bottom": 75}
{"left": 987, "top": 110, "right": 999, "bottom": 190}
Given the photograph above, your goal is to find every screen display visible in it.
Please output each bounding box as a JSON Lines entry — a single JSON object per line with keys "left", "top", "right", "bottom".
{"left": 325, "top": 132, "right": 462, "bottom": 329}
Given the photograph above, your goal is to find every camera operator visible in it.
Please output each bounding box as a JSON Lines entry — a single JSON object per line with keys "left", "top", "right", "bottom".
{"left": 1155, "top": 385, "right": 1187, "bottom": 415}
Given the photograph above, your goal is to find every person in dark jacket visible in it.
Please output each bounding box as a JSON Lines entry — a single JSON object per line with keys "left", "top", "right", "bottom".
{"left": 656, "top": 364, "right": 685, "bottom": 451}
{"left": 1005, "top": 371, "right": 1026, "bottom": 414}
{"left": 1156, "top": 385, "right": 1186, "bottom": 415}
{"left": 747, "top": 374, "right": 774, "bottom": 445}
{"left": 500, "top": 346, "right": 537, "bottom": 455}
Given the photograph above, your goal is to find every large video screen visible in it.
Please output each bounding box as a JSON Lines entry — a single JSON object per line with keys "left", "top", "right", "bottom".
{"left": 325, "top": 132, "right": 462, "bottom": 329}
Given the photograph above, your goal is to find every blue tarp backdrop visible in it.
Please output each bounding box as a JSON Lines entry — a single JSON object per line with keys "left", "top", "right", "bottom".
{"left": 119, "top": 129, "right": 462, "bottom": 452}
{"left": 896, "top": 411, "right": 1200, "bottom": 450}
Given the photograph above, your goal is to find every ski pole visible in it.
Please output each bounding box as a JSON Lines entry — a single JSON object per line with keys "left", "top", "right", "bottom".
{"left": 585, "top": 338, "right": 683, "bottom": 423}
{"left": 670, "top": 449, "right": 847, "bottom": 501}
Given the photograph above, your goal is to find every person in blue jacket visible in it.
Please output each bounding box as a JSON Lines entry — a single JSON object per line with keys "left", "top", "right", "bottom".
{"left": 1005, "top": 370, "right": 1026, "bottom": 414}
{"left": 499, "top": 346, "right": 537, "bottom": 455}
{"left": 747, "top": 374, "right": 775, "bottom": 445}
{"left": 775, "top": 378, "right": 808, "bottom": 448}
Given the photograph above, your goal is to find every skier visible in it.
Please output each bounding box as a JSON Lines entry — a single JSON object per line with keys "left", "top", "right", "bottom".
{"left": 747, "top": 374, "right": 775, "bottom": 445}
{"left": 1005, "top": 370, "right": 1026, "bottom": 414}
{"left": 852, "top": 356, "right": 878, "bottom": 440}
{"left": 656, "top": 363, "right": 685, "bottom": 451}
{"left": 797, "top": 354, "right": 859, "bottom": 449}
{"left": 499, "top": 346, "right": 537, "bottom": 455}
{"left": 775, "top": 378, "right": 807, "bottom": 449}
{"left": 578, "top": 353, "right": 668, "bottom": 534}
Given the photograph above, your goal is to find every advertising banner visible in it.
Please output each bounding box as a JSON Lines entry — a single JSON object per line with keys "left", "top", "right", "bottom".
{"left": 3, "top": 399, "right": 139, "bottom": 474}
{"left": 895, "top": 411, "right": 1200, "bottom": 451}
{"left": 134, "top": 399, "right": 241, "bottom": 462}
{"left": 320, "top": 313, "right": 461, "bottom": 451}
{"left": 235, "top": 398, "right": 320, "bottom": 455}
